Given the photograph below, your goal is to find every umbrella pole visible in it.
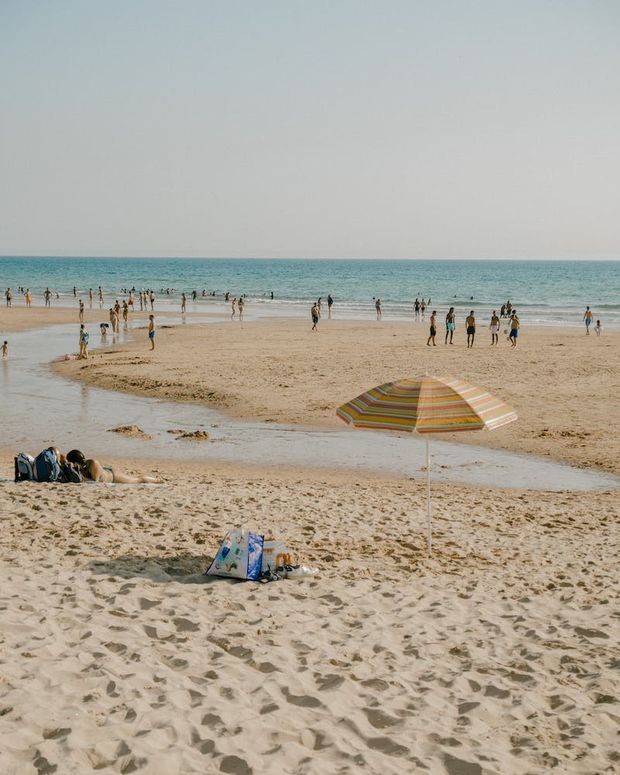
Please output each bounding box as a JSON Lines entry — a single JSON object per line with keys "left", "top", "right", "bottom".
{"left": 426, "top": 436, "right": 432, "bottom": 557}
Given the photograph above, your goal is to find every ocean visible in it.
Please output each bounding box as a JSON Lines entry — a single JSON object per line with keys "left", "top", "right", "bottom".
{"left": 1, "top": 257, "right": 619, "bottom": 328}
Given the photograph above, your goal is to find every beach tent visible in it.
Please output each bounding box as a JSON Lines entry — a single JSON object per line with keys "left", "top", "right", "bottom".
{"left": 336, "top": 375, "right": 518, "bottom": 556}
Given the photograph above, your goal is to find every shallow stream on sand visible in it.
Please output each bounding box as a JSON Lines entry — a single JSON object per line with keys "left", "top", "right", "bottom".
{"left": 1, "top": 315, "right": 618, "bottom": 492}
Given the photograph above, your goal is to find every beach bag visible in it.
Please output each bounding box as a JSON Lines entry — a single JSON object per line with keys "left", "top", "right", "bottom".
{"left": 58, "top": 462, "right": 84, "bottom": 484}
{"left": 14, "top": 453, "right": 36, "bottom": 482}
{"left": 206, "top": 529, "right": 264, "bottom": 580}
{"left": 34, "top": 448, "right": 62, "bottom": 483}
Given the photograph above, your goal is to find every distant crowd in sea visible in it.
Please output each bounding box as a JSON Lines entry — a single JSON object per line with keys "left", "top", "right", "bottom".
{"left": 1, "top": 284, "right": 604, "bottom": 362}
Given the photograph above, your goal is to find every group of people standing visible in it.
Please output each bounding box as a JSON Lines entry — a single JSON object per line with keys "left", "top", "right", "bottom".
{"left": 426, "top": 308, "right": 520, "bottom": 348}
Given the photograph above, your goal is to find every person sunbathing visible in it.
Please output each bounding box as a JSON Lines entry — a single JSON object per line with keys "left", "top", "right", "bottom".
{"left": 65, "top": 449, "right": 163, "bottom": 484}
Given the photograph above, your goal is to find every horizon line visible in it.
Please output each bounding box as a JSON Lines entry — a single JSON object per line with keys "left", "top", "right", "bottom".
{"left": 1, "top": 255, "right": 619, "bottom": 262}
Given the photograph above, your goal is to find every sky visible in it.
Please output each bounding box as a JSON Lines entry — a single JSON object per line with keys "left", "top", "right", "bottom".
{"left": 1, "top": 0, "right": 619, "bottom": 259}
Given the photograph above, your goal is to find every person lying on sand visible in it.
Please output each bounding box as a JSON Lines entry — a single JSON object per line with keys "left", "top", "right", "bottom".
{"left": 65, "top": 449, "right": 163, "bottom": 484}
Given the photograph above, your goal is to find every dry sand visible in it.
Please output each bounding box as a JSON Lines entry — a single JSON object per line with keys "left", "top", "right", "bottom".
{"left": 1, "top": 458, "right": 619, "bottom": 774}
{"left": 56, "top": 318, "right": 620, "bottom": 473}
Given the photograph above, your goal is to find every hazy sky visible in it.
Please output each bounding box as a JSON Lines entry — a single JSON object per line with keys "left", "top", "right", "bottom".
{"left": 1, "top": 0, "right": 619, "bottom": 259}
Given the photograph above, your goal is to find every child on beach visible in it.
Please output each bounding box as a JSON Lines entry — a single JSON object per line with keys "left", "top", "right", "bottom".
{"left": 148, "top": 315, "right": 156, "bottom": 350}
{"left": 595, "top": 319, "right": 602, "bottom": 336}
{"left": 2, "top": 340, "right": 8, "bottom": 359}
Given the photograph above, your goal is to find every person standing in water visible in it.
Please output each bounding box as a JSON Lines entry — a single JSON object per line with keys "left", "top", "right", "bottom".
{"left": 78, "top": 299, "right": 84, "bottom": 323}
{"left": 466, "top": 310, "right": 476, "bottom": 348}
{"left": 375, "top": 298, "right": 382, "bottom": 320}
{"left": 508, "top": 311, "right": 520, "bottom": 347}
{"left": 25, "top": 289, "right": 32, "bottom": 308}
{"left": 148, "top": 315, "right": 156, "bottom": 350}
{"left": 583, "top": 306, "right": 593, "bottom": 335}
{"left": 427, "top": 311, "right": 437, "bottom": 346}
{"left": 181, "top": 292, "right": 187, "bottom": 314}
{"left": 2, "top": 340, "right": 8, "bottom": 359}
{"left": 79, "top": 324, "right": 89, "bottom": 359}
{"left": 231, "top": 297, "right": 237, "bottom": 319}
{"left": 445, "top": 307, "right": 455, "bottom": 344}
{"left": 327, "top": 294, "right": 333, "bottom": 319}
{"left": 238, "top": 296, "right": 245, "bottom": 320}
{"left": 489, "top": 310, "right": 500, "bottom": 345}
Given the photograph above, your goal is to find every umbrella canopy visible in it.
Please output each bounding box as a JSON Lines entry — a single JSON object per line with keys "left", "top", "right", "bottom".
{"left": 336, "top": 375, "right": 518, "bottom": 556}
{"left": 336, "top": 375, "right": 517, "bottom": 433}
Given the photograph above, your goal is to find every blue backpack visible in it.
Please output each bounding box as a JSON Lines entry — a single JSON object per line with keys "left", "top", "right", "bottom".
{"left": 34, "top": 448, "right": 62, "bottom": 482}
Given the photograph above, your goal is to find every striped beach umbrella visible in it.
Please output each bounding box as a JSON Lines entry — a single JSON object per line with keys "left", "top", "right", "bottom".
{"left": 336, "top": 375, "right": 518, "bottom": 555}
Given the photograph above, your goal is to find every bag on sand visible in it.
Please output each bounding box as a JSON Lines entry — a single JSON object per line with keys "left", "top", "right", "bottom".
{"left": 34, "top": 448, "right": 62, "bottom": 483}
{"left": 14, "top": 453, "right": 36, "bottom": 482}
{"left": 58, "top": 462, "right": 84, "bottom": 484}
{"left": 206, "top": 529, "right": 264, "bottom": 580}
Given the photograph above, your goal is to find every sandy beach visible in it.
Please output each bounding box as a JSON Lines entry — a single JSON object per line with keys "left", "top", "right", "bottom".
{"left": 2, "top": 307, "right": 620, "bottom": 773}
{"left": 1, "top": 457, "right": 619, "bottom": 774}
{"left": 54, "top": 316, "right": 620, "bottom": 473}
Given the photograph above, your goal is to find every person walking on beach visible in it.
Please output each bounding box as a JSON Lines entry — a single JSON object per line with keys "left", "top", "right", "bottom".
{"left": 79, "top": 324, "right": 89, "bottom": 359}
{"left": 98, "top": 287, "right": 104, "bottom": 307}
{"left": 181, "top": 292, "right": 187, "bottom": 314}
{"left": 2, "top": 341, "right": 8, "bottom": 359}
{"left": 311, "top": 302, "right": 319, "bottom": 331}
{"left": 445, "top": 307, "right": 455, "bottom": 344}
{"left": 595, "top": 319, "right": 602, "bottom": 336}
{"left": 489, "top": 310, "right": 500, "bottom": 345}
{"left": 231, "top": 297, "right": 237, "bottom": 319}
{"left": 427, "top": 311, "right": 437, "bottom": 346}
{"left": 25, "top": 289, "right": 31, "bottom": 308}
{"left": 327, "top": 294, "right": 333, "bottom": 319}
{"left": 89, "top": 288, "right": 93, "bottom": 307}
{"left": 44, "top": 288, "right": 51, "bottom": 307}
{"left": 149, "top": 291, "right": 155, "bottom": 310}
{"left": 78, "top": 299, "right": 84, "bottom": 323}
{"left": 122, "top": 300, "right": 129, "bottom": 325}
{"left": 466, "top": 310, "right": 476, "bottom": 348}
{"left": 238, "top": 296, "right": 245, "bottom": 321}
{"left": 148, "top": 315, "right": 156, "bottom": 350}
{"left": 375, "top": 298, "right": 382, "bottom": 320}
{"left": 583, "top": 306, "right": 593, "bottom": 335}
{"left": 420, "top": 299, "right": 426, "bottom": 318}
{"left": 508, "top": 311, "right": 520, "bottom": 347}
{"left": 6, "top": 288, "right": 12, "bottom": 307}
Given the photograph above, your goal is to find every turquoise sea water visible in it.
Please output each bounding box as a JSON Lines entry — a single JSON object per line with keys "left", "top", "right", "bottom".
{"left": 1, "top": 257, "right": 619, "bottom": 327}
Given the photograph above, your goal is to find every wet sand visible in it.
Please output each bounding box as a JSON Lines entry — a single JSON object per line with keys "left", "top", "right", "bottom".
{"left": 1, "top": 456, "right": 619, "bottom": 773}
{"left": 55, "top": 317, "right": 620, "bottom": 473}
